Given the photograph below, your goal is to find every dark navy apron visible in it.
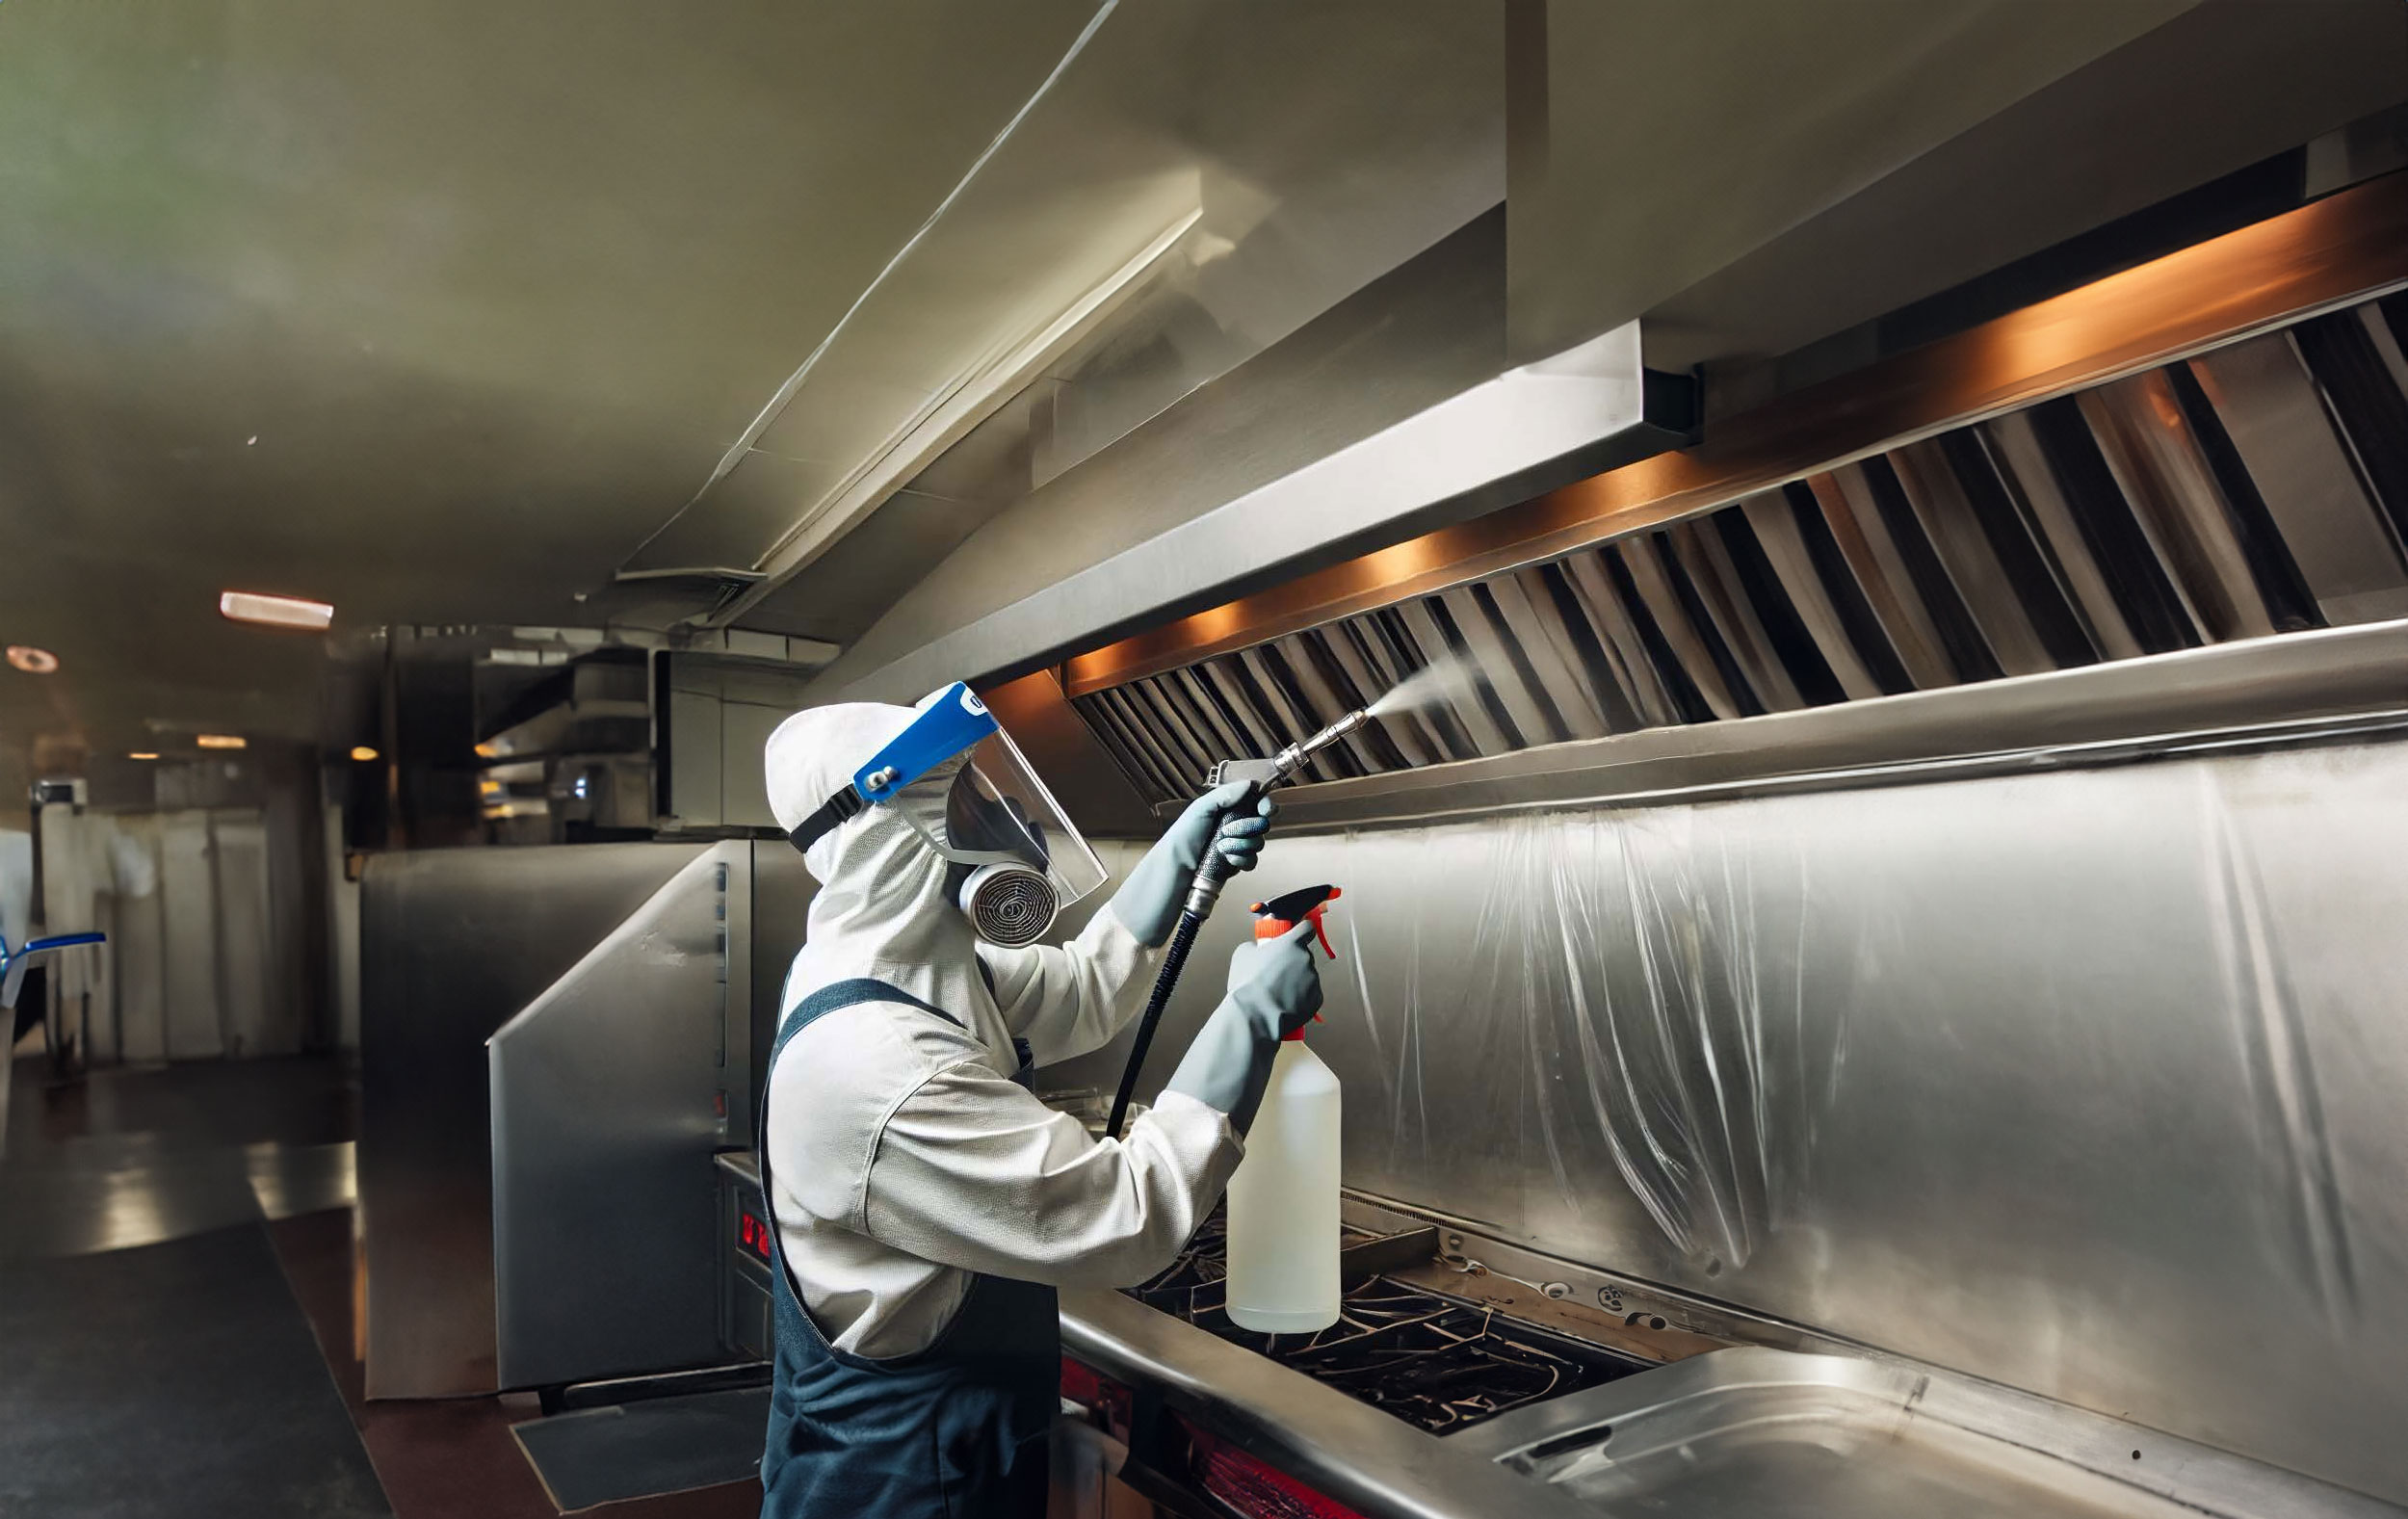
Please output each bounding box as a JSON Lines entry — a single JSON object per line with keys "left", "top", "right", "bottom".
{"left": 757, "top": 977, "right": 1058, "bottom": 1519}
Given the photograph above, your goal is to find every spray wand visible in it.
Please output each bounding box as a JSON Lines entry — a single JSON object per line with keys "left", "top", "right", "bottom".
{"left": 1104, "top": 708, "right": 1369, "bottom": 1139}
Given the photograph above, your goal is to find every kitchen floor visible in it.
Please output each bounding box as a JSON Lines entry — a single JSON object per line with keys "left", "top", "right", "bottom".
{"left": 0, "top": 1049, "right": 760, "bottom": 1519}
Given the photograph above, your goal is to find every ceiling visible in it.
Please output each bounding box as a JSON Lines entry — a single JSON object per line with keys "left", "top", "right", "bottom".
{"left": 0, "top": 0, "right": 1508, "bottom": 800}
{"left": 0, "top": 0, "right": 1103, "bottom": 783}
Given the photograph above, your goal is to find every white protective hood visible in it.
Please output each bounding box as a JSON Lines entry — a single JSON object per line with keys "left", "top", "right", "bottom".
{"left": 762, "top": 702, "right": 998, "bottom": 1028}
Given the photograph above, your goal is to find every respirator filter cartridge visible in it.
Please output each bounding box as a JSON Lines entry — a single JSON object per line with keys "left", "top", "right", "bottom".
{"left": 958, "top": 862, "right": 1058, "bottom": 949}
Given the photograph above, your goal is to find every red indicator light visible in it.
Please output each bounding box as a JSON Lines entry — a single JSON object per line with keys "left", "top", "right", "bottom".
{"left": 737, "top": 1210, "right": 773, "bottom": 1262}
{"left": 1182, "top": 1421, "right": 1368, "bottom": 1519}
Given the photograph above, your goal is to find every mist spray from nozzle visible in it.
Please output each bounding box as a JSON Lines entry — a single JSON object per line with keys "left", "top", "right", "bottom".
{"left": 1363, "top": 652, "right": 1477, "bottom": 720}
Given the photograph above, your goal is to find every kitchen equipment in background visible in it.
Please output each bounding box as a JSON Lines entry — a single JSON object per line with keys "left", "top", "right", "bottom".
{"left": 358, "top": 838, "right": 812, "bottom": 1400}
{"left": 1224, "top": 884, "right": 1344, "bottom": 1335}
{"left": 488, "top": 844, "right": 748, "bottom": 1391}
{"left": 714, "top": 1151, "right": 773, "bottom": 1367}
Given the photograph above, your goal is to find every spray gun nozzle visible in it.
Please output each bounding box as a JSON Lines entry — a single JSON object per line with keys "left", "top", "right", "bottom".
{"left": 1209, "top": 707, "right": 1372, "bottom": 791}
{"left": 1281, "top": 708, "right": 1370, "bottom": 773}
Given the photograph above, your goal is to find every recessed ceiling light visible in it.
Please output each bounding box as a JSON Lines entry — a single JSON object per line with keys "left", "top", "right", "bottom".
{"left": 6, "top": 645, "right": 60, "bottom": 673}
{"left": 196, "top": 734, "right": 247, "bottom": 750}
{"left": 220, "top": 590, "right": 333, "bottom": 631}
{"left": 128, "top": 752, "right": 160, "bottom": 761}
{"left": 350, "top": 746, "right": 380, "bottom": 762}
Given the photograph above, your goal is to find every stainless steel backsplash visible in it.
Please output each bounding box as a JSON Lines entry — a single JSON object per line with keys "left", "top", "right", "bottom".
{"left": 1052, "top": 732, "right": 2408, "bottom": 1505}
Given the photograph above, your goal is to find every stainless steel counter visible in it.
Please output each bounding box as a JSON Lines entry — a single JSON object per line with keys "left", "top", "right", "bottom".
{"left": 1058, "top": 1285, "right": 1603, "bottom": 1519}
{"left": 1060, "top": 1279, "right": 2405, "bottom": 1519}
{"left": 1460, "top": 1347, "right": 2404, "bottom": 1519}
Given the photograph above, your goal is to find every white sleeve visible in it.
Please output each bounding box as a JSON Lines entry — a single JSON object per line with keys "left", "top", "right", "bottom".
{"left": 977, "top": 903, "right": 1160, "bottom": 1066}
{"left": 862, "top": 1062, "right": 1241, "bottom": 1288}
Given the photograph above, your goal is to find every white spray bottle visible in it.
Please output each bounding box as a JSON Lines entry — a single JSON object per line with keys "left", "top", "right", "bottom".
{"left": 1225, "top": 884, "right": 1343, "bottom": 1334}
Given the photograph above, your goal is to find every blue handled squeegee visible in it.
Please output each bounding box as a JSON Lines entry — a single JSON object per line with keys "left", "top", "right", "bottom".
{"left": 1, "top": 931, "right": 106, "bottom": 1011}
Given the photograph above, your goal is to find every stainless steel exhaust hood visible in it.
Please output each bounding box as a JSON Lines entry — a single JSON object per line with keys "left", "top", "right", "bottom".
{"left": 1071, "top": 290, "right": 2408, "bottom": 805}
{"left": 1044, "top": 178, "right": 2408, "bottom": 816}
{"left": 802, "top": 211, "right": 1700, "bottom": 707}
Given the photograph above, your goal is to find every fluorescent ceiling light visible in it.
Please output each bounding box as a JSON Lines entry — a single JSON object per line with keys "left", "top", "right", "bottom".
{"left": 221, "top": 590, "right": 333, "bottom": 631}
{"left": 128, "top": 752, "right": 160, "bottom": 761}
{"left": 196, "top": 734, "right": 247, "bottom": 750}
{"left": 351, "top": 746, "right": 380, "bottom": 762}
{"left": 6, "top": 645, "right": 60, "bottom": 673}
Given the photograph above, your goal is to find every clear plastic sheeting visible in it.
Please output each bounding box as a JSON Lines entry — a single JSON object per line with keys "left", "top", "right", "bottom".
{"left": 1336, "top": 810, "right": 1834, "bottom": 1275}
{"left": 1046, "top": 735, "right": 2408, "bottom": 1506}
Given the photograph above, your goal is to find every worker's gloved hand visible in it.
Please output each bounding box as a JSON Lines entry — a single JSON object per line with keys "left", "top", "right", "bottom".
{"left": 1163, "top": 921, "right": 1323, "bottom": 1133}
{"left": 1109, "top": 781, "right": 1276, "bottom": 947}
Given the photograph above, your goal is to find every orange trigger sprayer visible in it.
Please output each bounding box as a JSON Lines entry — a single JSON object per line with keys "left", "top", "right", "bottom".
{"left": 1249, "top": 884, "right": 1340, "bottom": 1036}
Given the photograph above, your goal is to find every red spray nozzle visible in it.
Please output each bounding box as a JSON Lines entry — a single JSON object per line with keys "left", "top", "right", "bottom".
{"left": 1249, "top": 883, "right": 1340, "bottom": 956}
{"left": 1249, "top": 884, "right": 1340, "bottom": 1040}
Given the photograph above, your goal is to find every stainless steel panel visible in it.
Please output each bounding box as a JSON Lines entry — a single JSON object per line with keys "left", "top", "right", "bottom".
{"left": 716, "top": 1156, "right": 772, "bottom": 1364}
{"left": 696, "top": 0, "right": 1506, "bottom": 622}
{"left": 359, "top": 841, "right": 702, "bottom": 1399}
{"left": 662, "top": 670, "right": 725, "bottom": 828}
{"left": 1819, "top": 465, "right": 1964, "bottom": 688}
{"left": 489, "top": 843, "right": 745, "bottom": 1389}
{"left": 2082, "top": 376, "right": 2278, "bottom": 644}
{"left": 1981, "top": 411, "right": 2147, "bottom": 661}
{"left": 1669, "top": 519, "right": 1806, "bottom": 713}
{"left": 157, "top": 810, "right": 222, "bottom": 1061}
{"left": 2189, "top": 333, "right": 2408, "bottom": 625}
{"left": 743, "top": 839, "right": 817, "bottom": 1151}
{"left": 208, "top": 811, "right": 276, "bottom": 1058}
{"left": 1465, "top": 1348, "right": 2400, "bottom": 1519}
{"left": 1733, "top": 489, "right": 1877, "bottom": 699}
{"left": 811, "top": 302, "right": 1674, "bottom": 703}
{"left": 111, "top": 819, "right": 168, "bottom": 1066}
{"left": 1508, "top": 2, "right": 2188, "bottom": 362}
{"left": 1888, "top": 438, "right": 2056, "bottom": 677}
{"left": 1058, "top": 730, "right": 2408, "bottom": 1504}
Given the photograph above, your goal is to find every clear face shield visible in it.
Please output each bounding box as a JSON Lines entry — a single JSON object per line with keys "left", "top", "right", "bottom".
{"left": 785, "top": 684, "right": 1107, "bottom": 949}
{"left": 896, "top": 730, "right": 1107, "bottom": 947}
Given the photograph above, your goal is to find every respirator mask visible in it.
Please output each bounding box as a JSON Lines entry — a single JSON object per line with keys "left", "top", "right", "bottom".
{"left": 785, "top": 683, "right": 1107, "bottom": 949}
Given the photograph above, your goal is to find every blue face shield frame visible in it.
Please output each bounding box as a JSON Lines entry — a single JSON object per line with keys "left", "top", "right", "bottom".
{"left": 783, "top": 684, "right": 1108, "bottom": 939}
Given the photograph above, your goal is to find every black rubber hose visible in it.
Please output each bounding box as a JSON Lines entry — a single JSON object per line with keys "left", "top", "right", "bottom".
{"left": 1105, "top": 909, "right": 1205, "bottom": 1139}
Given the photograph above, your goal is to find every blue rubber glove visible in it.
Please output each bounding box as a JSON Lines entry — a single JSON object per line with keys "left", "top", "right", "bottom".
{"left": 1163, "top": 921, "right": 1324, "bottom": 1134}
{"left": 1109, "top": 781, "right": 1276, "bottom": 947}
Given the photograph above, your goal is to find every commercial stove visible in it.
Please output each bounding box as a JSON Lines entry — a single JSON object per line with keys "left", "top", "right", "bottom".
{"left": 1120, "top": 1212, "right": 1649, "bottom": 1439}
{"left": 1057, "top": 1200, "right": 2396, "bottom": 1519}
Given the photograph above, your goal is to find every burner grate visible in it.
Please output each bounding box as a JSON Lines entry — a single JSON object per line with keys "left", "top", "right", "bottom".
{"left": 1125, "top": 1215, "right": 1646, "bottom": 1435}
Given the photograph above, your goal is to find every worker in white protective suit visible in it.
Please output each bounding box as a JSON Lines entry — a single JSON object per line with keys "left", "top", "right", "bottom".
{"left": 756, "top": 683, "right": 1323, "bottom": 1519}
